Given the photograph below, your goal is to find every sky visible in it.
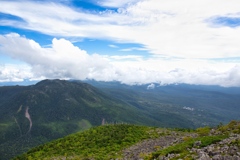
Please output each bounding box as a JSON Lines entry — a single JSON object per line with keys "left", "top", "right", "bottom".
{"left": 0, "top": 0, "right": 240, "bottom": 87}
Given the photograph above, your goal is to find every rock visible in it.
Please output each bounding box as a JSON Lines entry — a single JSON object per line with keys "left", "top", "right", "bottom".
{"left": 221, "top": 145, "right": 229, "bottom": 153}
{"left": 210, "top": 129, "right": 216, "bottom": 135}
{"left": 198, "top": 152, "right": 211, "bottom": 160}
{"left": 223, "top": 155, "right": 232, "bottom": 160}
{"left": 167, "top": 153, "right": 175, "bottom": 158}
{"left": 196, "top": 149, "right": 203, "bottom": 154}
{"left": 229, "top": 146, "right": 239, "bottom": 155}
{"left": 212, "top": 151, "right": 221, "bottom": 156}
{"left": 207, "top": 146, "right": 214, "bottom": 153}
{"left": 194, "top": 141, "right": 202, "bottom": 147}
{"left": 212, "top": 155, "right": 223, "bottom": 160}
{"left": 233, "top": 155, "right": 240, "bottom": 160}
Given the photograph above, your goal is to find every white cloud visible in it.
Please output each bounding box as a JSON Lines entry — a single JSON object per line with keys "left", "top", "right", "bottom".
{"left": 0, "top": 64, "right": 33, "bottom": 82}
{"left": 183, "top": 106, "right": 194, "bottom": 111}
{"left": 96, "top": 0, "right": 139, "bottom": 8}
{"left": 106, "top": 55, "right": 143, "bottom": 61}
{"left": 0, "top": 33, "right": 110, "bottom": 80}
{"left": 109, "top": 57, "right": 240, "bottom": 87}
{"left": 108, "top": 44, "right": 118, "bottom": 48}
{"left": 119, "top": 47, "right": 148, "bottom": 52}
{"left": 0, "top": 33, "right": 240, "bottom": 87}
{"left": 0, "top": 0, "right": 240, "bottom": 58}
{"left": 147, "top": 83, "right": 155, "bottom": 89}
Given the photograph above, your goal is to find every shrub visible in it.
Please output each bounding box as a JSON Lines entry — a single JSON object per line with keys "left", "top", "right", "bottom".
{"left": 196, "top": 126, "right": 210, "bottom": 136}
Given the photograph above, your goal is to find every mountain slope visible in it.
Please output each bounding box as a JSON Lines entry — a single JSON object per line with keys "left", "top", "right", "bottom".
{"left": 13, "top": 121, "right": 240, "bottom": 160}
{"left": 86, "top": 80, "right": 240, "bottom": 127}
{"left": 0, "top": 79, "right": 164, "bottom": 160}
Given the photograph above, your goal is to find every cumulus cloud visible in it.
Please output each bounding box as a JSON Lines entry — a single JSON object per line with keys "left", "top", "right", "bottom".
{"left": 0, "top": 33, "right": 240, "bottom": 86}
{"left": 0, "top": 64, "right": 33, "bottom": 82}
{"left": 0, "top": 0, "right": 240, "bottom": 58}
{"left": 0, "top": 33, "right": 110, "bottom": 80}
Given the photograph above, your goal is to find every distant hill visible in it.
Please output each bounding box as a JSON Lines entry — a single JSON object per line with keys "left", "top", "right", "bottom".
{"left": 13, "top": 121, "right": 240, "bottom": 160}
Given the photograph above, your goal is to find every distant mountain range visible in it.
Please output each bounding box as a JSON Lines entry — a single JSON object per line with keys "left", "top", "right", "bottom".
{"left": 0, "top": 79, "right": 240, "bottom": 159}
{"left": 86, "top": 80, "right": 240, "bottom": 126}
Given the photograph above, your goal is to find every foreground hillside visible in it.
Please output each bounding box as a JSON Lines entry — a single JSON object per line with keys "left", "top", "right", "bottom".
{"left": 14, "top": 121, "right": 240, "bottom": 160}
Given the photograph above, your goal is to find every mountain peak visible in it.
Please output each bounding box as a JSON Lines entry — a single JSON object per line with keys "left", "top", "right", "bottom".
{"left": 35, "top": 79, "right": 68, "bottom": 86}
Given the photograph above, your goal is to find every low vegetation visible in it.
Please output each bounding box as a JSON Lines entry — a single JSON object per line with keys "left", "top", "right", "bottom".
{"left": 146, "top": 120, "right": 240, "bottom": 160}
{"left": 14, "top": 121, "right": 240, "bottom": 160}
{"left": 14, "top": 124, "right": 161, "bottom": 159}
{"left": 147, "top": 135, "right": 227, "bottom": 159}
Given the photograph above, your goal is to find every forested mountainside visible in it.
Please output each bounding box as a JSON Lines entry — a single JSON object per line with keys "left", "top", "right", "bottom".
{"left": 0, "top": 79, "right": 167, "bottom": 160}
{"left": 14, "top": 121, "right": 240, "bottom": 160}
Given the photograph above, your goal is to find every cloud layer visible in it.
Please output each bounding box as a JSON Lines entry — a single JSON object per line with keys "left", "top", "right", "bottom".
{"left": 1, "top": 33, "right": 240, "bottom": 87}
{"left": 0, "top": 0, "right": 240, "bottom": 58}
{"left": 0, "top": 0, "right": 240, "bottom": 86}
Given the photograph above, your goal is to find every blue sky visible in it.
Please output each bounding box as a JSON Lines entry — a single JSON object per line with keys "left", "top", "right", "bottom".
{"left": 0, "top": 0, "right": 240, "bottom": 86}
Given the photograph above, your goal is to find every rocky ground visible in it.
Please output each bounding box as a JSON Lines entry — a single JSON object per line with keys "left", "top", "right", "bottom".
{"left": 122, "top": 131, "right": 197, "bottom": 160}
{"left": 123, "top": 135, "right": 178, "bottom": 160}
{"left": 122, "top": 122, "right": 240, "bottom": 160}
{"left": 193, "top": 134, "right": 240, "bottom": 160}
